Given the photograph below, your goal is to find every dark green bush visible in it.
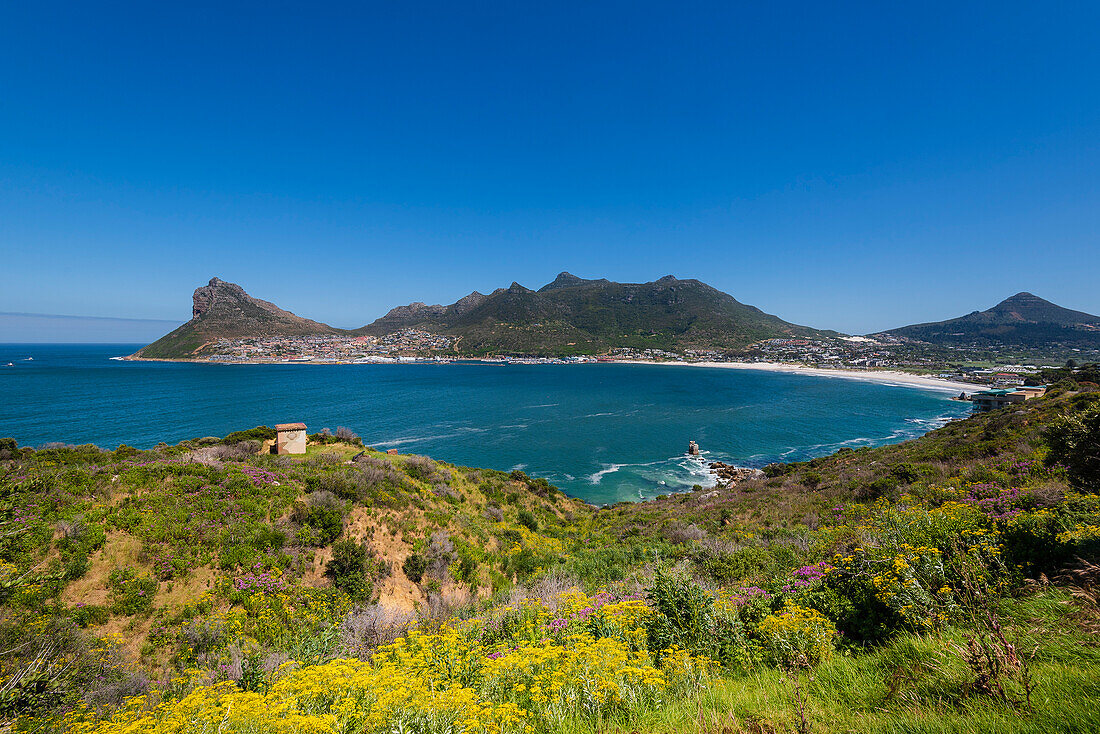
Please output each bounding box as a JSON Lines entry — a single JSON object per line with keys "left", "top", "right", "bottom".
{"left": 517, "top": 509, "right": 538, "bottom": 532}
{"left": 292, "top": 492, "right": 346, "bottom": 546}
{"left": 402, "top": 553, "right": 428, "bottom": 583}
{"left": 222, "top": 426, "right": 276, "bottom": 444}
{"left": 821, "top": 569, "right": 903, "bottom": 644}
{"left": 891, "top": 462, "right": 930, "bottom": 484}
{"left": 645, "top": 570, "right": 744, "bottom": 666}
{"left": 326, "top": 538, "right": 378, "bottom": 602}
{"left": 1045, "top": 405, "right": 1100, "bottom": 491}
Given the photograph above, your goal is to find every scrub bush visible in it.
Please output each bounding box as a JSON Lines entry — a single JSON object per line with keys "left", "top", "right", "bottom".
{"left": 326, "top": 539, "right": 380, "bottom": 602}
{"left": 292, "top": 491, "right": 346, "bottom": 545}
{"left": 402, "top": 553, "right": 429, "bottom": 583}
{"left": 757, "top": 602, "right": 835, "bottom": 669}
{"left": 107, "top": 568, "right": 156, "bottom": 615}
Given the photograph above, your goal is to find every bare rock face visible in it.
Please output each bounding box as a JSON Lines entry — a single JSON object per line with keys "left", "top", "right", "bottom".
{"left": 185, "top": 277, "right": 335, "bottom": 336}
{"left": 381, "top": 302, "right": 447, "bottom": 321}
{"left": 193, "top": 277, "right": 246, "bottom": 319}
{"left": 708, "top": 461, "right": 765, "bottom": 488}
{"left": 451, "top": 291, "right": 487, "bottom": 316}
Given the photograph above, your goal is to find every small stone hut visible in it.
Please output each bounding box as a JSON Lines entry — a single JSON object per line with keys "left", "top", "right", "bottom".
{"left": 275, "top": 423, "right": 307, "bottom": 455}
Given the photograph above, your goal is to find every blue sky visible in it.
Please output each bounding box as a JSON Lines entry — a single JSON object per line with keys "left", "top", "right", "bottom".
{"left": 1, "top": 1, "right": 1098, "bottom": 339}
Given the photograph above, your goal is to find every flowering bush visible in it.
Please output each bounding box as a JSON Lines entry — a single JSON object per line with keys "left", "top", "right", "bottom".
{"left": 757, "top": 603, "right": 836, "bottom": 669}
{"left": 67, "top": 590, "right": 715, "bottom": 734}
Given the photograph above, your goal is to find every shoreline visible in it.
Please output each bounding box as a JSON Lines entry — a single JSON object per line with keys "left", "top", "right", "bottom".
{"left": 613, "top": 359, "right": 979, "bottom": 393}
{"left": 121, "top": 354, "right": 981, "bottom": 393}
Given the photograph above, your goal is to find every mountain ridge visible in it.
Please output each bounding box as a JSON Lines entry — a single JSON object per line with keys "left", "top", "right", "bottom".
{"left": 133, "top": 276, "right": 1100, "bottom": 359}
{"left": 354, "top": 271, "right": 832, "bottom": 354}
{"left": 881, "top": 292, "right": 1100, "bottom": 347}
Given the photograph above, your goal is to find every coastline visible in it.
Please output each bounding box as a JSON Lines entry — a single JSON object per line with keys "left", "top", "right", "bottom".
{"left": 121, "top": 354, "right": 980, "bottom": 394}
{"left": 617, "top": 359, "right": 978, "bottom": 393}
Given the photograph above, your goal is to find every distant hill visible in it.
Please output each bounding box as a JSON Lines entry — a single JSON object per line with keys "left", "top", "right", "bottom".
{"left": 882, "top": 292, "right": 1100, "bottom": 347}
{"left": 355, "top": 272, "right": 833, "bottom": 355}
{"left": 133, "top": 278, "right": 341, "bottom": 358}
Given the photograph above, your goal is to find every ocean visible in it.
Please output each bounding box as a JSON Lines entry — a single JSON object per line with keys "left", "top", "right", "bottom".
{"left": 0, "top": 344, "right": 970, "bottom": 505}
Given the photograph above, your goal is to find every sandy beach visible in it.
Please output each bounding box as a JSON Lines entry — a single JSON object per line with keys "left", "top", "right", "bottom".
{"left": 122, "top": 354, "right": 981, "bottom": 393}
{"left": 620, "top": 360, "right": 979, "bottom": 394}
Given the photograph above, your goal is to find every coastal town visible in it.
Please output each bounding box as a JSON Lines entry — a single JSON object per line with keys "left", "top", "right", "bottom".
{"left": 177, "top": 329, "right": 1079, "bottom": 391}
{"left": 198, "top": 329, "right": 456, "bottom": 363}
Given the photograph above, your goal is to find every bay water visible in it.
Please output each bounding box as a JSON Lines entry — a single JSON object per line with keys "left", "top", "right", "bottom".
{"left": 0, "top": 344, "right": 970, "bottom": 505}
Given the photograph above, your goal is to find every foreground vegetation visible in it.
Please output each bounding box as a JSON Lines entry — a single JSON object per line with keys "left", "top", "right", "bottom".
{"left": 2, "top": 378, "right": 1100, "bottom": 732}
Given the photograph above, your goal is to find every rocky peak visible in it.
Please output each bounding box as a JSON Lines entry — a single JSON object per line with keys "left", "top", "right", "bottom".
{"left": 451, "top": 291, "right": 487, "bottom": 315}
{"left": 383, "top": 301, "right": 445, "bottom": 320}
{"left": 193, "top": 277, "right": 248, "bottom": 320}
{"left": 538, "top": 272, "right": 612, "bottom": 292}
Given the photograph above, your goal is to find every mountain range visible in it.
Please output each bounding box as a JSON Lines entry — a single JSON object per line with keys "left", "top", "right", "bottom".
{"left": 353, "top": 272, "right": 830, "bottom": 355}
{"left": 133, "top": 277, "right": 1100, "bottom": 359}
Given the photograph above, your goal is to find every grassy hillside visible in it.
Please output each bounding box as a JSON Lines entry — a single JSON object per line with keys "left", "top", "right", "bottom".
{"left": 3, "top": 384, "right": 1100, "bottom": 732}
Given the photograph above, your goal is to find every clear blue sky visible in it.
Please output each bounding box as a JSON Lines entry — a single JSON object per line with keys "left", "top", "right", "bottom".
{"left": 1, "top": 1, "right": 1098, "bottom": 340}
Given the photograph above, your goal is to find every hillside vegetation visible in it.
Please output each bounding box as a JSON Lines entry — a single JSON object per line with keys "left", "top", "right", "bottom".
{"left": 2, "top": 382, "right": 1100, "bottom": 732}
{"left": 357, "top": 273, "right": 831, "bottom": 355}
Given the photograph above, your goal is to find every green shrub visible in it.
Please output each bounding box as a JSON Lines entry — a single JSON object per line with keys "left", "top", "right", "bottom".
{"left": 517, "top": 509, "right": 538, "bottom": 532}
{"left": 107, "top": 568, "right": 156, "bottom": 615}
{"left": 218, "top": 542, "right": 258, "bottom": 571}
{"left": 222, "top": 426, "right": 276, "bottom": 444}
{"left": 891, "top": 462, "right": 930, "bottom": 484}
{"left": 70, "top": 604, "right": 111, "bottom": 627}
{"left": 402, "top": 553, "right": 428, "bottom": 583}
{"left": 1045, "top": 405, "right": 1100, "bottom": 491}
{"left": 0, "top": 437, "right": 18, "bottom": 460}
{"left": 292, "top": 492, "right": 346, "bottom": 546}
{"left": 694, "top": 546, "right": 773, "bottom": 585}
{"left": 326, "top": 539, "right": 378, "bottom": 602}
{"left": 452, "top": 544, "right": 481, "bottom": 586}
{"left": 645, "top": 570, "right": 744, "bottom": 666}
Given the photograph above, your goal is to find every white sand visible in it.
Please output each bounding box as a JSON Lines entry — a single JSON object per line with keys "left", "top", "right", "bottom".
{"left": 618, "top": 360, "right": 978, "bottom": 394}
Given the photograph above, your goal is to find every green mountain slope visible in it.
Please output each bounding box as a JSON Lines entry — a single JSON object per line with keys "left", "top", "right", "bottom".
{"left": 883, "top": 292, "right": 1100, "bottom": 347}
{"left": 357, "top": 272, "right": 834, "bottom": 354}
{"left": 133, "top": 278, "right": 342, "bottom": 358}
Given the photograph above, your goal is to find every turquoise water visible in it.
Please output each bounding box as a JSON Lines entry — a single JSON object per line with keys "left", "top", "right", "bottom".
{"left": 0, "top": 344, "right": 969, "bottom": 505}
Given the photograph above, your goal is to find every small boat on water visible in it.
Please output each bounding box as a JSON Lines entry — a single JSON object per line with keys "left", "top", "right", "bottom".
{"left": 23, "top": 357, "right": 33, "bottom": 361}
